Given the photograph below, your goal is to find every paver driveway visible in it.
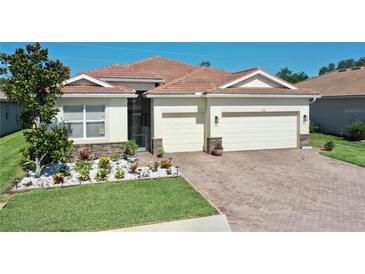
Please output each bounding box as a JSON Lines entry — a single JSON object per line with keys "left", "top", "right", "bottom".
{"left": 165, "top": 149, "right": 365, "bottom": 231}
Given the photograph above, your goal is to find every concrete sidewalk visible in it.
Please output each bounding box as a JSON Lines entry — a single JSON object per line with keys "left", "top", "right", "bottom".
{"left": 107, "top": 215, "right": 231, "bottom": 232}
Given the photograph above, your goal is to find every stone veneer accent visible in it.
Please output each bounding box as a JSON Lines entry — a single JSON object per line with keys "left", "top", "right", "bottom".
{"left": 151, "top": 138, "right": 163, "bottom": 155}
{"left": 300, "top": 134, "right": 310, "bottom": 147}
{"left": 73, "top": 142, "right": 127, "bottom": 159}
{"left": 206, "top": 137, "right": 222, "bottom": 154}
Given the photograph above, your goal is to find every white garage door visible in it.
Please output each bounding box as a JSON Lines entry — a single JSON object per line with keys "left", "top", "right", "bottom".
{"left": 221, "top": 112, "right": 298, "bottom": 151}
{"left": 161, "top": 113, "right": 205, "bottom": 152}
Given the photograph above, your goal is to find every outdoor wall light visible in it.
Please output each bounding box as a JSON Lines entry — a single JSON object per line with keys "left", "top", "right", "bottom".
{"left": 215, "top": 116, "right": 219, "bottom": 124}
{"left": 303, "top": 114, "right": 308, "bottom": 123}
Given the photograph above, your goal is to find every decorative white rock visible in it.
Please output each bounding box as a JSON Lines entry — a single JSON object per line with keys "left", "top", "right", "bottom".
{"left": 15, "top": 159, "right": 178, "bottom": 191}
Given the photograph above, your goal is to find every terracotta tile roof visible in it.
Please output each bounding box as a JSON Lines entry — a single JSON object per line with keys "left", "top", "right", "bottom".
{"left": 127, "top": 56, "right": 199, "bottom": 83}
{"left": 145, "top": 66, "right": 231, "bottom": 94}
{"left": 207, "top": 87, "right": 320, "bottom": 95}
{"left": 297, "top": 67, "right": 365, "bottom": 97}
{"left": 76, "top": 56, "right": 199, "bottom": 83}
{"left": 66, "top": 57, "right": 318, "bottom": 96}
{"left": 145, "top": 65, "right": 318, "bottom": 96}
{"left": 217, "top": 67, "right": 261, "bottom": 85}
{"left": 61, "top": 85, "right": 135, "bottom": 94}
{"left": 77, "top": 64, "right": 162, "bottom": 80}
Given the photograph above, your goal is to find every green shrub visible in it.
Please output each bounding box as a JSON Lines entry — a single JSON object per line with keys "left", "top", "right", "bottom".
{"left": 21, "top": 148, "right": 36, "bottom": 171}
{"left": 98, "top": 156, "right": 111, "bottom": 171}
{"left": 157, "top": 147, "right": 164, "bottom": 158}
{"left": 23, "top": 124, "right": 74, "bottom": 177}
{"left": 75, "top": 160, "right": 93, "bottom": 173}
{"left": 125, "top": 140, "right": 138, "bottom": 156}
{"left": 148, "top": 161, "right": 159, "bottom": 172}
{"left": 345, "top": 120, "right": 365, "bottom": 140}
{"left": 59, "top": 165, "right": 71, "bottom": 177}
{"left": 310, "top": 121, "right": 320, "bottom": 133}
{"left": 95, "top": 168, "right": 109, "bottom": 181}
{"left": 111, "top": 154, "right": 120, "bottom": 162}
{"left": 78, "top": 166, "right": 91, "bottom": 181}
{"left": 324, "top": 140, "right": 335, "bottom": 151}
{"left": 115, "top": 167, "right": 125, "bottom": 179}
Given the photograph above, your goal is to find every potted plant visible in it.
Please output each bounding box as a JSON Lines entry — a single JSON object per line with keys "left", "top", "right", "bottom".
{"left": 212, "top": 143, "right": 223, "bottom": 156}
{"left": 125, "top": 140, "right": 138, "bottom": 162}
{"left": 157, "top": 147, "right": 165, "bottom": 158}
{"left": 323, "top": 140, "right": 334, "bottom": 151}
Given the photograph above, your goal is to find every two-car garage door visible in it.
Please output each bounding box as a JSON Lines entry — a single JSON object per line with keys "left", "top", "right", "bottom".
{"left": 220, "top": 112, "right": 298, "bottom": 151}
{"left": 160, "top": 111, "right": 298, "bottom": 153}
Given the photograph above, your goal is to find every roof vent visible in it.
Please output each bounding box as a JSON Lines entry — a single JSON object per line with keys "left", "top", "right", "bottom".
{"left": 338, "top": 69, "right": 348, "bottom": 72}
{"left": 351, "top": 67, "right": 362, "bottom": 70}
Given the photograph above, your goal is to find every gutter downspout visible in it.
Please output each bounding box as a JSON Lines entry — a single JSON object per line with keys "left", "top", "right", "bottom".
{"left": 309, "top": 97, "right": 318, "bottom": 104}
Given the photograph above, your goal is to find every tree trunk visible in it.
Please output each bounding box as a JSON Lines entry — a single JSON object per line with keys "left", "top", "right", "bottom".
{"left": 34, "top": 158, "right": 43, "bottom": 178}
{"left": 34, "top": 153, "right": 47, "bottom": 178}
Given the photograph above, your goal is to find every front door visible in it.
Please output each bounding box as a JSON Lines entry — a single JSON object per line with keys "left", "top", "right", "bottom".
{"left": 128, "top": 91, "right": 151, "bottom": 151}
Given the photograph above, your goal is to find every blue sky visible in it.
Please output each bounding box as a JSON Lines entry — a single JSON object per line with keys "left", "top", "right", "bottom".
{"left": 1, "top": 42, "right": 364, "bottom": 77}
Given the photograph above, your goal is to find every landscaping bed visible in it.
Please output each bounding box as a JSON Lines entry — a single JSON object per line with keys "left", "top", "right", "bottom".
{"left": 0, "top": 177, "right": 217, "bottom": 232}
{"left": 16, "top": 157, "right": 178, "bottom": 191}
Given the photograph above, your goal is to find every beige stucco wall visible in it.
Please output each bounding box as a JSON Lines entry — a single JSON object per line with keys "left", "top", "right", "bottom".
{"left": 207, "top": 97, "right": 310, "bottom": 139}
{"left": 151, "top": 98, "right": 206, "bottom": 139}
{"left": 56, "top": 97, "right": 128, "bottom": 144}
{"left": 151, "top": 97, "right": 310, "bottom": 151}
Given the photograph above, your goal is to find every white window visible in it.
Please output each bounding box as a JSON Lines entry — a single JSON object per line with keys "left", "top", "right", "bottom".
{"left": 63, "top": 105, "right": 105, "bottom": 139}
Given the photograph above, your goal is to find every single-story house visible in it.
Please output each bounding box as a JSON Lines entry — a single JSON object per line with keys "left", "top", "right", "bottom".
{"left": 297, "top": 67, "right": 365, "bottom": 136}
{"left": 57, "top": 56, "right": 320, "bottom": 157}
{"left": 0, "top": 89, "right": 21, "bottom": 137}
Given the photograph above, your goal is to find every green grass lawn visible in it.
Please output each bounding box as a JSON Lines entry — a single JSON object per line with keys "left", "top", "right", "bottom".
{"left": 0, "top": 177, "right": 217, "bottom": 231}
{"left": 0, "top": 131, "right": 26, "bottom": 193}
{"left": 310, "top": 133, "right": 365, "bottom": 167}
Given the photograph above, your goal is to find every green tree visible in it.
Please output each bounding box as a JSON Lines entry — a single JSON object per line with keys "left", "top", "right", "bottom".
{"left": 355, "top": 57, "right": 365, "bottom": 67}
{"left": 337, "top": 59, "right": 355, "bottom": 70}
{"left": 0, "top": 43, "right": 72, "bottom": 177}
{"left": 199, "top": 61, "right": 211, "bottom": 67}
{"left": 276, "top": 67, "right": 309, "bottom": 84}
{"left": 318, "top": 57, "right": 365, "bottom": 75}
{"left": 319, "top": 66, "right": 329, "bottom": 75}
{"left": 328, "top": 63, "right": 336, "bottom": 71}
{"left": 319, "top": 63, "right": 336, "bottom": 75}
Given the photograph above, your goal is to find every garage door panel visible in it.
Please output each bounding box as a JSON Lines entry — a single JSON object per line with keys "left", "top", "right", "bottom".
{"left": 221, "top": 112, "right": 298, "bottom": 151}
{"left": 161, "top": 112, "right": 204, "bottom": 153}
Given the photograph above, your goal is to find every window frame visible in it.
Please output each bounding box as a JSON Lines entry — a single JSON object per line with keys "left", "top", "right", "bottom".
{"left": 62, "top": 104, "right": 106, "bottom": 140}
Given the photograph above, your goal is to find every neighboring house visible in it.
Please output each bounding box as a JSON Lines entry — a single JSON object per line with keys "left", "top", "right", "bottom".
{"left": 297, "top": 67, "right": 365, "bottom": 135}
{"left": 0, "top": 89, "right": 21, "bottom": 137}
{"left": 57, "top": 56, "right": 319, "bottom": 157}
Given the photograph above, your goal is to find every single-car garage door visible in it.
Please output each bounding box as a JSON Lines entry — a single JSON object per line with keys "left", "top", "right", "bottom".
{"left": 221, "top": 112, "right": 298, "bottom": 151}
{"left": 161, "top": 113, "right": 205, "bottom": 152}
